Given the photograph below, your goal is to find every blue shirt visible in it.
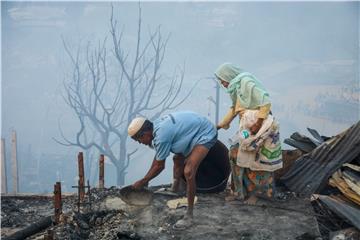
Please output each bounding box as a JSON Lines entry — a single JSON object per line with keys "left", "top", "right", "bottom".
{"left": 152, "top": 111, "right": 217, "bottom": 160}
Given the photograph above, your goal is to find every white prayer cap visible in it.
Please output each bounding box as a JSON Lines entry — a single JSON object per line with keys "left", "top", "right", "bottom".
{"left": 128, "top": 117, "right": 147, "bottom": 137}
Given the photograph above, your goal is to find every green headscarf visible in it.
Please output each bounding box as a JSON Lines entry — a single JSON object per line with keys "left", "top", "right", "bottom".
{"left": 214, "top": 63, "right": 270, "bottom": 109}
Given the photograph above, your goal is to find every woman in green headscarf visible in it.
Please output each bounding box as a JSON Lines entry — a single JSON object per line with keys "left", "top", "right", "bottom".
{"left": 215, "top": 63, "right": 282, "bottom": 204}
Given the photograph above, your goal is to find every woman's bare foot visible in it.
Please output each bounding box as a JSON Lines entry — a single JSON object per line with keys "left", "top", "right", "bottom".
{"left": 244, "top": 195, "right": 258, "bottom": 205}
{"left": 225, "top": 194, "right": 237, "bottom": 201}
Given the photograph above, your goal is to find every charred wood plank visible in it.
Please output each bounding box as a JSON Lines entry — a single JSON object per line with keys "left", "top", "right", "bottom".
{"left": 3, "top": 216, "right": 53, "bottom": 240}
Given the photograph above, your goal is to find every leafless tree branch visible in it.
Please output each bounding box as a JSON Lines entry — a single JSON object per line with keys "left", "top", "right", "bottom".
{"left": 57, "top": 4, "right": 192, "bottom": 185}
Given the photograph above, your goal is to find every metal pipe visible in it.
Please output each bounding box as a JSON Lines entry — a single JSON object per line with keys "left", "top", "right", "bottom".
{"left": 215, "top": 80, "right": 220, "bottom": 125}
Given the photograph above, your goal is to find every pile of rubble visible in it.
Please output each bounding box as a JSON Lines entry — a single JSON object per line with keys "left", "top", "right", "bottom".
{"left": 282, "top": 121, "right": 360, "bottom": 238}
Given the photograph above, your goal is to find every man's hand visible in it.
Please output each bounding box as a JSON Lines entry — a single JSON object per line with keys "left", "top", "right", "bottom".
{"left": 250, "top": 118, "right": 264, "bottom": 135}
{"left": 133, "top": 159, "right": 164, "bottom": 190}
{"left": 132, "top": 179, "right": 148, "bottom": 190}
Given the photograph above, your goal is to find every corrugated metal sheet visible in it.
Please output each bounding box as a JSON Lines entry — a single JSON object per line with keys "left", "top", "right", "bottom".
{"left": 281, "top": 121, "right": 360, "bottom": 196}
{"left": 318, "top": 195, "right": 360, "bottom": 230}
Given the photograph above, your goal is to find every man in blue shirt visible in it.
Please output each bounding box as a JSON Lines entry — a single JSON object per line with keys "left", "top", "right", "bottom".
{"left": 128, "top": 111, "right": 217, "bottom": 228}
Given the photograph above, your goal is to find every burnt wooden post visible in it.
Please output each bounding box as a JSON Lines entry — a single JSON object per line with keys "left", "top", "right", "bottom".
{"left": 77, "top": 180, "right": 81, "bottom": 212}
{"left": 87, "top": 179, "right": 92, "bottom": 210}
{"left": 53, "top": 182, "right": 62, "bottom": 224}
{"left": 78, "top": 152, "right": 85, "bottom": 202}
{"left": 99, "top": 154, "right": 105, "bottom": 189}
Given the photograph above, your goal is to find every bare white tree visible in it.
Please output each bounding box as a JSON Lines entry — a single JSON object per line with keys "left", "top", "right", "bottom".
{"left": 54, "top": 4, "right": 194, "bottom": 185}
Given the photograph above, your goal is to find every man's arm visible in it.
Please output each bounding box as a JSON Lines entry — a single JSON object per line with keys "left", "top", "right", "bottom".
{"left": 132, "top": 158, "right": 165, "bottom": 189}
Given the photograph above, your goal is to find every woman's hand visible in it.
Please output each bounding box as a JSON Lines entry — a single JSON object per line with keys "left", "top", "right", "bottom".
{"left": 216, "top": 125, "right": 222, "bottom": 130}
{"left": 250, "top": 118, "right": 264, "bottom": 135}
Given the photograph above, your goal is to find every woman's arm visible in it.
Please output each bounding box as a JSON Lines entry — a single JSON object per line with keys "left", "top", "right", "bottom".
{"left": 217, "top": 107, "right": 237, "bottom": 130}
{"left": 257, "top": 103, "right": 271, "bottom": 119}
{"left": 250, "top": 103, "right": 271, "bottom": 134}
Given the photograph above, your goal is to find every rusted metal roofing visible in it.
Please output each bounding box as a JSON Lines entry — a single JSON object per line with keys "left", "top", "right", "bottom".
{"left": 281, "top": 121, "right": 360, "bottom": 196}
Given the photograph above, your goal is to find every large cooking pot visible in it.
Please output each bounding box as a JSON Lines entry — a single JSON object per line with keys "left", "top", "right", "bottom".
{"left": 193, "top": 140, "right": 231, "bottom": 193}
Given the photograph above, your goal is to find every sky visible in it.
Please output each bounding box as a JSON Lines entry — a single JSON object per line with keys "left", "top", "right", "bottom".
{"left": 1, "top": 1, "right": 359, "bottom": 192}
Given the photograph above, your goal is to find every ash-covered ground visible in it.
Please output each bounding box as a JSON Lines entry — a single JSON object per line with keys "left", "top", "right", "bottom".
{"left": 1, "top": 194, "right": 76, "bottom": 238}
{"left": 1, "top": 186, "right": 321, "bottom": 240}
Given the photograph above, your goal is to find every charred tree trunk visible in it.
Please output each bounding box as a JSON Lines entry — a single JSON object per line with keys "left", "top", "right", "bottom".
{"left": 55, "top": 4, "right": 192, "bottom": 187}
{"left": 116, "top": 165, "right": 125, "bottom": 186}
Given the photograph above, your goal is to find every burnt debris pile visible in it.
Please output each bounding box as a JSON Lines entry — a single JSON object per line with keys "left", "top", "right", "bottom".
{"left": 1, "top": 121, "right": 360, "bottom": 240}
